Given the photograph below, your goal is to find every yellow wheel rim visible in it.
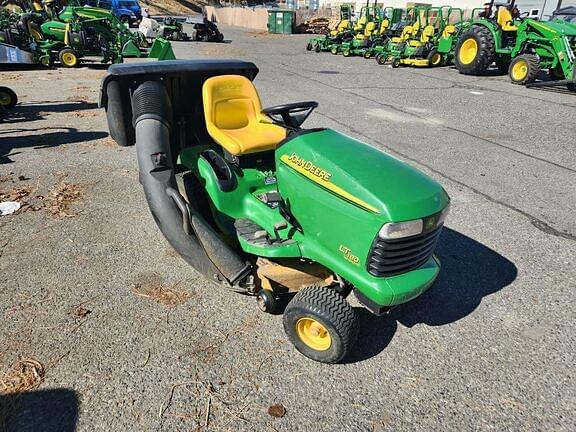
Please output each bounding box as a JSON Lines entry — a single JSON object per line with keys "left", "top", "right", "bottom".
{"left": 0, "top": 92, "right": 11, "bottom": 106}
{"left": 431, "top": 53, "right": 442, "bottom": 65}
{"left": 459, "top": 38, "right": 478, "bottom": 65}
{"left": 62, "top": 52, "right": 77, "bottom": 67}
{"left": 511, "top": 60, "right": 528, "bottom": 81}
{"left": 296, "top": 317, "right": 332, "bottom": 351}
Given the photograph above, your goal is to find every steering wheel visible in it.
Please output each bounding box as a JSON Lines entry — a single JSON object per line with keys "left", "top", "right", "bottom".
{"left": 261, "top": 101, "right": 318, "bottom": 129}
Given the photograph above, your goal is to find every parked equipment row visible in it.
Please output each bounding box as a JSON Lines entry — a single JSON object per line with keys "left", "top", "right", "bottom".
{"left": 306, "top": 0, "right": 576, "bottom": 92}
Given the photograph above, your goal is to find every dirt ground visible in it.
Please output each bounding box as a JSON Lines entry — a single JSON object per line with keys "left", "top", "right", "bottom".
{"left": 1, "top": 24, "right": 575, "bottom": 431}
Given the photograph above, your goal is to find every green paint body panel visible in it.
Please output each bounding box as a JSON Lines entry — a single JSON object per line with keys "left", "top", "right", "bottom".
{"left": 179, "top": 129, "right": 448, "bottom": 307}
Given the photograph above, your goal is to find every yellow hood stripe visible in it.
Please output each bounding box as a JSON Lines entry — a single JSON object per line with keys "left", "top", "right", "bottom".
{"left": 280, "top": 154, "right": 380, "bottom": 213}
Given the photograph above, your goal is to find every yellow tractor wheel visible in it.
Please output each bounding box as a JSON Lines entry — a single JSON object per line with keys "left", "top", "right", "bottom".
{"left": 59, "top": 49, "right": 79, "bottom": 68}
{"left": 509, "top": 54, "right": 539, "bottom": 85}
{"left": 283, "top": 284, "right": 358, "bottom": 363}
{"left": 455, "top": 26, "right": 494, "bottom": 75}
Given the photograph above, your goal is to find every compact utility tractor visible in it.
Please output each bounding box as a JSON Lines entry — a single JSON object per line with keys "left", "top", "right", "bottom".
{"left": 454, "top": 0, "right": 576, "bottom": 90}
{"left": 340, "top": 7, "right": 403, "bottom": 58}
{"left": 100, "top": 60, "right": 451, "bottom": 363}
{"left": 330, "top": 2, "right": 379, "bottom": 54}
{"left": 307, "top": 4, "right": 352, "bottom": 53}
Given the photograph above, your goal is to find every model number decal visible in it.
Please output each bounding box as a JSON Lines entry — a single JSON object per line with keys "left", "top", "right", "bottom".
{"left": 339, "top": 245, "right": 359, "bottom": 265}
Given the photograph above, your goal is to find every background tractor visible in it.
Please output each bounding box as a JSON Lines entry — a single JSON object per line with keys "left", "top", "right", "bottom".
{"left": 454, "top": 0, "right": 576, "bottom": 90}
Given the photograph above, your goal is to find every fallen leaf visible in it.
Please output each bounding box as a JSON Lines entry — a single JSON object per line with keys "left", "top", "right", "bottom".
{"left": 267, "top": 403, "right": 286, "bottom": 418}
{"left": 74, "top": 306, "right": 91, "bottom": 318}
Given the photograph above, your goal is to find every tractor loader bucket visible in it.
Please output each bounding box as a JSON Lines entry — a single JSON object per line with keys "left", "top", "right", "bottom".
{"left": 148, "top": 38, "right": 176, "bottom": 61}
{"left": 121, "top": 40, "right": 142, "bottom": 58}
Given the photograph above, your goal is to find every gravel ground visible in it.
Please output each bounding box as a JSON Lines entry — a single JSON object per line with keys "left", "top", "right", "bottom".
{"left": 1, "top": 24, "right": 575, "bottom": 431}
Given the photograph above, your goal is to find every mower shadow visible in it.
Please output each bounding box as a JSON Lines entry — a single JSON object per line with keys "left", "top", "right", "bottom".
{"left": 1, "top": 100, "right": 99, "bottom": 124}
{"left": 0, "top": 127, "right": 108, "bottom": 164}
{"left": 0, "top": 388, "right": 79, "bottom": 431}
{"left": 345, "top": 227, "right": 518, "bottom": 363}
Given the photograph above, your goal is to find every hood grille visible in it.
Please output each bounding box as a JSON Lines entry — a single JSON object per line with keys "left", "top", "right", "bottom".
{"left": 367, "top": 224, "right": 443, "bottom": 277}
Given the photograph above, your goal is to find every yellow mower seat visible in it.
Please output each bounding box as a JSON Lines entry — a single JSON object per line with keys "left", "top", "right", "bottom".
{"left": 330, "top": 19, "right": 350, "bottom": 36}
{"left": 391, "top": 25, "right": 413, "bottom": 43}
{"left": 356, "top": 21, "right": 377, "bottom": 40}
{"left": 203, "top": 75, "right": 286, "bottom": 156}
{"left": 442, "top": 24, "right": 456, "bottom": 38}
{"left": 353, "top": 16, "right": 367, "bottom": 32}
{"left": 379, "top": 18, "right": 390, "bottom": 34}
{"left": 497, "top": 7, "right": 517, "bottom": 31}
{"left": 409, "top": 25, "right": 435, "bottom": 46}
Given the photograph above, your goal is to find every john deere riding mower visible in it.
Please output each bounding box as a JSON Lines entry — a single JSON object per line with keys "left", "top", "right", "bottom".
{"left": 306, "top": 4, "right": 352, "bottom": 53}
{"left": 373, "top": 7, "right": 419, "bottom": 65}
{"left": 100, "top": 60, "right": 451, "bottom": 363}
{"left": 388, "top": 7, "right": 465, "bottom": 68}
{"left": 340, "top": 7, "right": 403, "bottom": 58}
{"left": 454, "top": 0, "right": 576, "bottom": 90}
{"left": 434, "top": 7, "right": 465, "bottom": 66}
{"left": 330, "top": 1, "right": 378, "bottom": 55}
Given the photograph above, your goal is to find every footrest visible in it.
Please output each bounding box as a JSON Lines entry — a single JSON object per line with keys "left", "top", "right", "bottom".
{"left": 234, "top": 219, "right": 295, "bottom": 247}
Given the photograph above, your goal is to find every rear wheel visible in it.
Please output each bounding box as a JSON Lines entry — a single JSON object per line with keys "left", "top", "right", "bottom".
{"left": 315, "top": 44, "right": 321, "bottom": 53}
{"left": 508, "top": 54, "right": 539, "bottom": 85}
{"left": 59, "top": 48, "right": 79, "bottom": 68}
{"left": 330, "top": 46, "right": 338, "bottom": 55}
{"left": 363, "top": 50, "right": 372, "bottom": 59}
{"left": 376, "top": 53, "right": 387, "bottom": 65}
{"left": 455, "top": 26, "right": 494, "bottom": 75}
{"left": 342, "top": 49, "right": 350, "bottom": 57}
{"left": 0, "top": 86, "right": 17, "bottom": 109}
{"left": 283, "top": 285, "right": 358, "bottom": 363}
{"left": 391, "top": 57, "right": 401, "bottom": 68}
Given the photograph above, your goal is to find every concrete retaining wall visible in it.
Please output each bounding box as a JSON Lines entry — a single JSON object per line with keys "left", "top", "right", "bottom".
{"left": 205, "top": 7, "right": 269, "bottom": 32}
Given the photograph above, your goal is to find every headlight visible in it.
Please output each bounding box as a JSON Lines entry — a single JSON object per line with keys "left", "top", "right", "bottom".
{"left": 379, "top": 204, "right": 450, "bottom": 240}
{"left": 379, "top": 219, "right": 423, "bottom": 240}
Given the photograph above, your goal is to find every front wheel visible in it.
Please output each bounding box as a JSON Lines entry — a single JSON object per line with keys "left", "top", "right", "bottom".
{"left": 508, "top": 54, "right": 539, "bottom": 85}
{"left": 330, "top": 47, "right": 338, "bottom": 55}
{"left": 391, "top": 57, "right": 401, "bottom": 68}
{"left": 283, "top": 285, "right": 358, "bottom": 363}
{"left": 306, "top": 42, "right": 313, "bottom": 51}
{"left": 363, "top": 50, "right": 372, "bottom": 59}
{"left": 427, "top": 50, "right": 443, "bottom": 67}
{"left": 0, "top": 86, "right": 17, "bottom": 109}
{"left": 59, "top": 48, "right": 79, "bottom": 68}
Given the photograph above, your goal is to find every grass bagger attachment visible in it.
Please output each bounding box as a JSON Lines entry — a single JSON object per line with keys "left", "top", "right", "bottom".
{"left": 100, "top": 60, "right": 450, "bottom": 363}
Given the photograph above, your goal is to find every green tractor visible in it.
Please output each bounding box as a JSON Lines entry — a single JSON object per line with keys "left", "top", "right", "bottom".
{"left": 340, "top": 7, "right": 403, "bottom": 58}
{"left": 100, "top": 60, "right": 451, "bottom": 363}
{"left": 329, "top": 1, "right": 379, "bottom": 55}
{"left": 0, "top": 0, "right": 175, "bottom": 67}
{"left": 454, "top": 0, "right": 576, "bottom": 90}
{"left": 306, "top": 4, "right": 352, "bottom": 53}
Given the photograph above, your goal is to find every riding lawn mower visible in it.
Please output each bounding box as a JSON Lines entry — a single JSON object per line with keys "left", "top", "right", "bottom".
{"left": 306, "top": 4, "right": 352, "bottom": 53}
{"left": 100, "top": 60, "right": 451, "bottom": 363}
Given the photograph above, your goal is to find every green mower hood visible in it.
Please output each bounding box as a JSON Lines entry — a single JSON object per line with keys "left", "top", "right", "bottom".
{"left": 277, "top": 129, "right": 449, "bottom": 222}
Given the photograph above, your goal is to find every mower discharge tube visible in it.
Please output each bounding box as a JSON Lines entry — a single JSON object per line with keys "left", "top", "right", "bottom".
{"left": 131, "top": 80, "right": 251, "bottom": 286}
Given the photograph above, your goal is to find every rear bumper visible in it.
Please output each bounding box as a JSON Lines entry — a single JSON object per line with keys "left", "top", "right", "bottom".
{"left": 355, "top": 255, "right": 440, "bottom": 314}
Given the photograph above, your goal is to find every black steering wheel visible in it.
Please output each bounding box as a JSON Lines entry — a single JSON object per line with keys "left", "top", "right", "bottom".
{"left": 261, "top": 101, "right": 318, "bottom": 129}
